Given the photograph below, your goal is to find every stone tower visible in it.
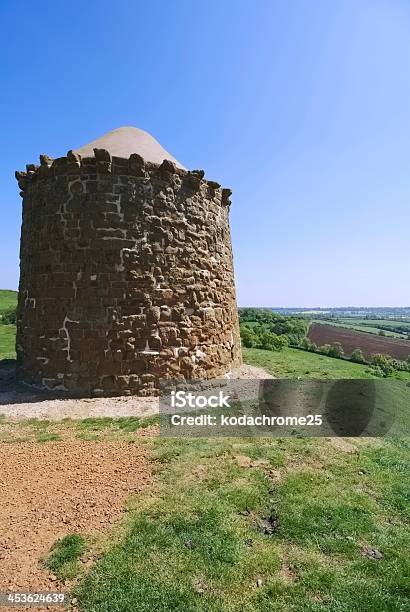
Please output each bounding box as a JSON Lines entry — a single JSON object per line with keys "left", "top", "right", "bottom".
{"left": 15, "top": 127, "right": 241, "bottom": 395}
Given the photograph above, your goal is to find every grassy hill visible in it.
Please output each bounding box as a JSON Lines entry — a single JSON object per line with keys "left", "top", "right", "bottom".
{"left": 0, "top": 325, "right": 16, "bottom": 360}
{"left": 243, "top": 347, "right": 410, "bottom": 380}
{"left": 0, "top": 290, "right": 17, "bottom": 359}
{"left": 0, "top": 289, "right": 17, "bottom": 314}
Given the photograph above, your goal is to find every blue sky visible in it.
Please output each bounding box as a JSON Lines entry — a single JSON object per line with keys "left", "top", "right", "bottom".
{"left": 1, "top": 0, "right": 409, "bottom": 306}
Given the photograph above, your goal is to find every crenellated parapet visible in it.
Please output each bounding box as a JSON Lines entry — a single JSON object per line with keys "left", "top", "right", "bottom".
{"left": 16, "top": 149, "right": 232, "bottom": 207}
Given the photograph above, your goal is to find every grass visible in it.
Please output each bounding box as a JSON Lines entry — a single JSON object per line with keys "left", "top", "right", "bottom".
{"left": 75, "top": 416, "right": 159, "bottom": 432}
{"left": 72, "top": 435, "right": 410, "bottom": 611}
{"left": 45, "top": 534, "right": 87, "bottom": 580}
{"left": 0, "top": 324, "right": 16, "bottom": 359}
{"left": 243, "top": 347, "right": 410, "bottom": 381}
{"left": 0, "top": 415, "right": 161, "bottom": 444}
{"left": 339, "top": 317, "right": 410, "bottom": 330}
{"left": 36, "top": 432, "right": 62, "bottom": 443}
{"left": 243, "top": 347, "right": 380, "bottom": 379}
{"left": 0, "top": 291, "right": 18, "bottom": 358}
{"left": 0, "top": 289, "right": 17, "bottom": 314}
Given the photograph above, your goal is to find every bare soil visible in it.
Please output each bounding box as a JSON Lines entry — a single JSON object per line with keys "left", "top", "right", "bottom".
{"left": 308, "top": 323, "right": 410, "bottom": 360}
{"left": 0, "top": 440, "right": 152, "bottom": 602}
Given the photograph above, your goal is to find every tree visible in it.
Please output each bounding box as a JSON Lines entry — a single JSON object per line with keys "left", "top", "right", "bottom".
{"left": 328, "top": 342, "right": 344, "bottom": 359}
{"left": 392, "top": 359, "right": 410, "bottom": 372}
{"left": 299, "top": 337, "right": 317, "bottom": 352}
{"left": 318, "top": 344, "right": 332, "bottom": 355}
{"left": 275, "top": 335, "right": 289, "bottom": 350}
{"left": 370, "top": 354, "right": 394, "bottom": 377}
{"left": 259, "top": 331, "right": 286, "bottom": 351}
{"left": 378, "top": 329, "right": 386, "bottom": 336}
{"left": 240, "top": 325, "right": 257, "bottom": 348}
{"left": 0, "top": 306, "right": 16, "bottom": 325}
{"left": 351, "top": 348, "right": 365, "bottom": 363}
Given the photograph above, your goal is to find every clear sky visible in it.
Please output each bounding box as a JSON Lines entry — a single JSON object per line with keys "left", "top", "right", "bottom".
{"left": 1, "top": 0, "right": 409, "bottom": 307}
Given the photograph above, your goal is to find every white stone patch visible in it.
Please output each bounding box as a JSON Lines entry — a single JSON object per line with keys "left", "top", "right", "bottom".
{"left": 35, "top": 357, "right": 49, "bottom": 364}
{"left": 42, "top": 378, "right": 67, "bottom": 391}
{"left": 60, "top": 316, "right": 79, "bottom": 362}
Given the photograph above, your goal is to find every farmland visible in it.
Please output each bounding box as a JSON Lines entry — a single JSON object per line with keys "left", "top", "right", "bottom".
{"left": 312, "top": 318, "right": 409, "bottom": 338}
{"left": 308, "top": 322, "right": 410, "bottom": 361}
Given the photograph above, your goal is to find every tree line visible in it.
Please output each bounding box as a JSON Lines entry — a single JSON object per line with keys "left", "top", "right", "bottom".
{"left": 239, "top": 308, "right": 410, "bottom": 378}
{"left": 239, "top": 308, "right": 308, "bottom": 351}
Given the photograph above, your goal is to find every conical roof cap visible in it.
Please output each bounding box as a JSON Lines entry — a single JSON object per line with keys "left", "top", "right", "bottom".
{"left": 74, "top": 126, "right": 185, "bottom": 169}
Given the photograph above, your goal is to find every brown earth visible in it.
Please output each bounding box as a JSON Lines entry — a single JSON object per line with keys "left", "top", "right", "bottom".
{"left": 308, "top": 323, "right": 410, "bottom": 360}
{"left": 0, "top": 439, "right": 152, "bottom": 609}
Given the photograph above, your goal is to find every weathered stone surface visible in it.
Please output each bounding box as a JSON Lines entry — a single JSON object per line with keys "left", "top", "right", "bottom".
{"left": 15, "top": 133, "right": 241, "bottom": 396}
{"left": 67, "top": 150, "right": 81, "bottom": 164}
{"left": 39, "top": 154, "right": 54, "bottom": 167}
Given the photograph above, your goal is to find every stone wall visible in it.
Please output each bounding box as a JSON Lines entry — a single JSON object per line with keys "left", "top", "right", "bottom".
{"left": 15, "top": 150, "right": 241, "bottom": 395}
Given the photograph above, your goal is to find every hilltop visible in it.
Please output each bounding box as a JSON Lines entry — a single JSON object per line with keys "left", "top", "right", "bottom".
{"left": 0, "top": 290, "right": 18, "bottom": 313}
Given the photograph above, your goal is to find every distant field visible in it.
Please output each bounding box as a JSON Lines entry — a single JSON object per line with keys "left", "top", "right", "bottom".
{"left": 316, "top": 317, "right": 410, "bottom": 337}
{"left": 343, "top": 317, "right": 410, "bottom": 329}
{"left": 312, "top": 319, "right": 407, "bottom": 338}
{"left": 0, "top": 289, "right": 17, "bottom": 315}
{"left": 308, "top": 323, "right": 410, "bottom": 361}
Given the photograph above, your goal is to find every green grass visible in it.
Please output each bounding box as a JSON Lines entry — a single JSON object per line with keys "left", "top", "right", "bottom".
{"left": 243, "top": 347, "right": 410, "bottom": 382}
{"left": 0, "top": 416, "right": 161, "bottom": 444}
{"left": 75, "top": 416, "right": 159, "bottom": 432}
{"left": 340, "top": 318, "right": 410, "bottom": 330}
{"left": 26, "top": 418, "right": 51, "bottom": 429}
{"left": 243, "top": 347, "right": 380, "bottom": 379}
{"left": 73, "top": 436, "right": 410, "bottom": 611}
{"left": 36, "top": 432, "right": 62, "bottom": 443}
{"left": 0, "top": 290, "right": 17, "bottom": 359}
{"left": 0, "top": 324, "right": 16, "bottom": 359}
{"left": 0, "top": 289, "right": 17, "bottom": 314}
{"left": 45, "top": 534, "right": 87, "bottom": 580}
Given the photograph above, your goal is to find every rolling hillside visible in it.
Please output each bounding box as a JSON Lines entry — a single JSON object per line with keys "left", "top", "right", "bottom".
{"left": 0, "top": 289, "right": 17, "bottom": 314}
{"left": 0, "top": 290, "right": 17, "bottom": 359}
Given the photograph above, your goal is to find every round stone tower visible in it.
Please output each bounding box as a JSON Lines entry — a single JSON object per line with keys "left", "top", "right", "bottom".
{"left": 15, "top": 127, "right": 241, "bottom": 395}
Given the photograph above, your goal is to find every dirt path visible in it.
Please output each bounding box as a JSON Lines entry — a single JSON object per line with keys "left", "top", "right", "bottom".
{"left": 0, "top": 440, "right": 152, "bottom": 602}
{"left": 0, "top": 364, "right": 272, "bottom": 421}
